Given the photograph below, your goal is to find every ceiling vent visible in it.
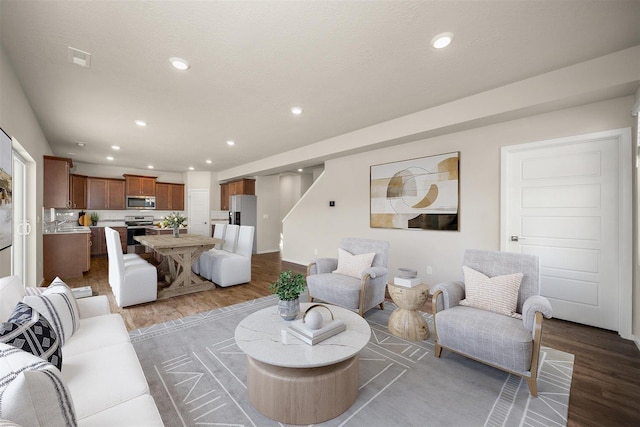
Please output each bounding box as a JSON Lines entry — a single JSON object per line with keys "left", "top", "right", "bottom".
{"left": 68, "top": 47, "right": 91, "bottom": 68}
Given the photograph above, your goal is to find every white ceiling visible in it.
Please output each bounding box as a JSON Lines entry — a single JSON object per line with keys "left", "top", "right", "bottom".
{"left": 1, "top": 1, "right": 639, "bottom": 175}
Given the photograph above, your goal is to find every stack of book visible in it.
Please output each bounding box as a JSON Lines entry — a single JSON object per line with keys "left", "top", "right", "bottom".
{"left": 393, "top": 277, "right": 421, "bottom": 287}
{"left": 288, "top": 318, "right": 346, "bottom": 345}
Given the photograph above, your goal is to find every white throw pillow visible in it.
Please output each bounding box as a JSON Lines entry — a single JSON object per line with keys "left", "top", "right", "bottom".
{"left": 0, "top": 343, "right": 77, "bottom": 426}
{"left": 459, "top": 265, "right": 523, "bottom": 316}
{"left": 332, "top": 248, "right": 376, "bottom": 279}
{"left": 23, "top": 277, "right": 80, "bottom": 345}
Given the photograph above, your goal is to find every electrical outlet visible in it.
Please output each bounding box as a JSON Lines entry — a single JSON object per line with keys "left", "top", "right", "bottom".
{"left": 426, "top": 266, "right": 433, "bottom": 275}
{"left": 314, "top": 248, "right": 318, "bottom": 255}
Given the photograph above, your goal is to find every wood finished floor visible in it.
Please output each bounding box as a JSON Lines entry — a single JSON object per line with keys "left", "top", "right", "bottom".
{"left": 64, "top": 254, "right": 640, "bottom": 427}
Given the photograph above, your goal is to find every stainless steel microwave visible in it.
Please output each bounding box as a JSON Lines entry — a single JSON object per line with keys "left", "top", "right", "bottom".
{"left": 126, "top": 196, "right": 156, "bottom": 210}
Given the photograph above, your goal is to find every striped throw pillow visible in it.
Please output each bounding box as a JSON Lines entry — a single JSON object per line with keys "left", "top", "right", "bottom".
{"left": 459, "top": 266, "right": 523, "bottom": 316}
{"left": 0, "top": 302, "right": 62, "bottom": 370}
{"left": 0, "top": 343, "right": 76, "bottom": 426}
{"left": 23, "top": 278, "right": 80, "bottom": 345}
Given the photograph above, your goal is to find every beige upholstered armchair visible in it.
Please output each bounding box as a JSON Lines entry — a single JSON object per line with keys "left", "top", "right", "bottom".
{"left": 430, "top": 249, "right": 553, "bottom": 396}
{"left": 306, "top": 238, "right": 390, "bottom": 316}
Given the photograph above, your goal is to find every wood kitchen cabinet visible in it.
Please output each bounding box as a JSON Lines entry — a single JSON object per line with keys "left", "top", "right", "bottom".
{"left": 44, "top": 156, "right": 73, "bottom": 208}
{"left": 220, "top": 183, "right": 230, "bottom": 210}
{"left": 70, "top": 174, "right": 87, "bottom": 209}
{"left": 220, "top": 178, "right": 254, "bottom": 210}
{"left": 87, "top": 178, "right": 126, "bottom": 210}
{"left": 90, "top": 226, "right": 126, "bottom": 256}
{"left": 156, "top": 182, "right": 185, "bottom": 210}
{"left": 90, "top": 227, "right": 104, "bottom": 256}
{"left": 43, "top": 232, "right": 91, "bottom": 281}
{"left": 124, "top": 174, "right": 156, "bottom": 196}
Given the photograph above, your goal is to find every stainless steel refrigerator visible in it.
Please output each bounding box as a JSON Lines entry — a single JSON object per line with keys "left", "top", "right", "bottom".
{"left": 229, "top": 194, "right": 257, "bottom": 254}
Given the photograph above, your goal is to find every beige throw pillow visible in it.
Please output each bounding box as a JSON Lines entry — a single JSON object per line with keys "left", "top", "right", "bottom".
{"left": 459, "top": 265, "right": 523, "bottom": 316}
{"left": 332, "top": 249, "right": 376, "bottom": 279}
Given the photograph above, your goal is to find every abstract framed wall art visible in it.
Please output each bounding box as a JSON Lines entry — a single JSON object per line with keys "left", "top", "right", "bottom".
{"left": 370, "top": 152, "right": 459, "bottom": 230}
{"left": 0, "top": 127, "right": 12, "bottom": 251}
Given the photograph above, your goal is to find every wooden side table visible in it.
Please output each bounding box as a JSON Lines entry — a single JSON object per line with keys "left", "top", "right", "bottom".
{"left": 387, "top": 282, "right": 430, "bottom": 340}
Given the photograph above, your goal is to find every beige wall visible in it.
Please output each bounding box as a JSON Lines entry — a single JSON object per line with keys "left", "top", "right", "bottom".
{"left": 283, "top": 96, "right": 637, "bottom": 334}
{"left": 256, "top": 175, "right": 280, "bottom": 253}
{"left": 0, "top": 43, "right": 53, "bottom": 282}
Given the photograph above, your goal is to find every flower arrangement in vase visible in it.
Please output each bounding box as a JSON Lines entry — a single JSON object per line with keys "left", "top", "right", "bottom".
{"left": 162, "top": 212, "right": 187, "bottom": 237}
{"left": 269, "top": 270, "right": 306, "bottom": 320}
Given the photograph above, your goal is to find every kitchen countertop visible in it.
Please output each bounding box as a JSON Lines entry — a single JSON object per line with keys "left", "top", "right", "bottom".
{"left": 43, "top": 226, "right": 91, "bottom": 235}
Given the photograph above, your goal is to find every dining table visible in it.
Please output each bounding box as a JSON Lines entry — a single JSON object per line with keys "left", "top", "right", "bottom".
{"left": 134, "top": 233, "right": 223, "bottom": 299}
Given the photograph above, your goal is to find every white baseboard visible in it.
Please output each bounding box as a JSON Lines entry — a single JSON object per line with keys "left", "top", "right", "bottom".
{"left": 256, "top": 249, "right": 280, "bottom": 255}
{"left": 282, "top": 257, "right": 308, "bottom": 267}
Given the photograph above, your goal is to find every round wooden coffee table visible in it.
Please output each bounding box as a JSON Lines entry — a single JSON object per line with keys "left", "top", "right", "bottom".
{"left": 387, "top": 282, "right": 430, "bottom": 340}
{"left": 235, "top": 303, "right": 371, "bottom": 424}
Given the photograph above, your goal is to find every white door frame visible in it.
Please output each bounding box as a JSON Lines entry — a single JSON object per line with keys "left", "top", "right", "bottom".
{"left": 500, "top": 128, "right": 632, "bottom": 339}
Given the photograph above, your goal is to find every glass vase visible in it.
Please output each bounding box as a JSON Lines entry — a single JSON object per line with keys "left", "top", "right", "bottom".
{"left": 173, "top": 226, "right": 179, "bottom": 238}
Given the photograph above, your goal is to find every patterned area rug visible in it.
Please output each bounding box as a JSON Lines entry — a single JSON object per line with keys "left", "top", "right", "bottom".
{"left": 130, "top": 296, "right": 573, "bottom": 427}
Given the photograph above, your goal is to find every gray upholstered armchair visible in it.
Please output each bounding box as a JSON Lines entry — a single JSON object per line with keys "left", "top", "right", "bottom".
{"left": 306, "top": 238, "right": 390, "bottom": 316}
{"left": 430, "top": 249, "right": 553, "bottom": 396}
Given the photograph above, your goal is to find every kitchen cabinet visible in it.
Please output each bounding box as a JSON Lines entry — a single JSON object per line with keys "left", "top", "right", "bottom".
{"left": 156, "top": 182, "right": 185, "bottom": 210}
{"left": 124, "top": 174, "right": 156, "bottom": 196}
{"left": 220, "top": 183, "right": 230, "bottom": 210}
{"left": 113, "top": 226, "right": 127, "bottom": 253}
{"left": 90, "top": 226, "right": 126, "bottom": 256}
{"left": 90, "top": 227, "right": 104, "bottom": 256}
{"left": 70, "top": 174, "right": 87, "bottom": 209}
{"left": 87, "top": 178, "right": 126, "bottom": 210}
{"left": 43, "top": 232, "right": 91, "bottom": 281}
{"left": 44, "top": 156, "right": 73, "bottom": 208}
{"left": 220, "top": 178, "right": 254, "bottom": 210}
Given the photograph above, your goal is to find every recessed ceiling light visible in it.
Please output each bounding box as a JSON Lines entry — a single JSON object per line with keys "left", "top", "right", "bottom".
{"left": 226, "top": 140, "right": 235, "bottom": 146}
{"left": 106, "top": 156, "right": 114, "bottom": 161}
{"left": 298, "top": 168, "right": 303, "bottom": 172}
{"left": 76, "top": 142, "right": 86, "bottom": 147}
{"left": 206, "top": 160, "right": 212, "bottom": 164}
{"left": 291, "top": 106, "right": 303, "bottom": 115}
{"left": 169, "top": 57, "right": 190, "bottom": 71}
{"left": 147, "top": 165, "right": 154, "bottom": 169}
{"left": 135, "top": 120, "right": 147, "bottom": 127}
{"left": 111, "top": 145, "right": 120, "bottom": 150}
{"left": 431, "top": 32, "right": 454, "bottom": 49}
{"left": 188, "top": 166, "right": 195, "bottom": 171}
{"left": 67, "top": 152, "right": 76, "bottom": 156}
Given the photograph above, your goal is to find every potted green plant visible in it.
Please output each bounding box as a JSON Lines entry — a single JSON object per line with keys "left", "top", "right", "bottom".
{"left": 90, "top": 212, "right": 99, "bottom": 226}
{"left": 269, "top": 270, "right": 306, "bottom": 320}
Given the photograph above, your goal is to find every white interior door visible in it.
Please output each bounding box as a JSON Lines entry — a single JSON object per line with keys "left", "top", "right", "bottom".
{"left": 188, "top": 189, "right": 210, "bottom": 237}
{"left": 501, "top": 128, "right": 631, "bottom": 335}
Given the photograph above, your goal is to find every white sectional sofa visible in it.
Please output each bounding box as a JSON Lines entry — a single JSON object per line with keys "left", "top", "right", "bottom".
{"left": 0, "top": 275, "right": 163, "bottom": 426}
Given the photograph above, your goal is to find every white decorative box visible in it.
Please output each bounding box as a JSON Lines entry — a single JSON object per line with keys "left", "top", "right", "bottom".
{"left": 393, "top": 277, "right": 421, "bottom": 288}
{"left": 71, "top": 286, "right": 93, "bottom": 299}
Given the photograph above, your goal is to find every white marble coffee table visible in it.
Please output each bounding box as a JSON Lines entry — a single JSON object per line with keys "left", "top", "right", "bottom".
{"left": 235, "top": 303, "right": 371, "bottom": 424}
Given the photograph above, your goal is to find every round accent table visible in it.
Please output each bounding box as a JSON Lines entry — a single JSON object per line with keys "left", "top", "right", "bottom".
{"left": 235, "top": 303, "right": 371, "bottom": 425}
{"left": 387, "top": 282, "right": 430, "bottom": 340}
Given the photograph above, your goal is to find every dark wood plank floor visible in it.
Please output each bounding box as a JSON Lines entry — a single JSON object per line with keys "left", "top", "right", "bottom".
{"left": 64, "top": 253, "right": 640, "bottom": 427}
